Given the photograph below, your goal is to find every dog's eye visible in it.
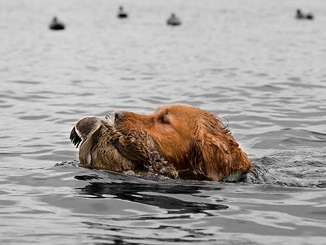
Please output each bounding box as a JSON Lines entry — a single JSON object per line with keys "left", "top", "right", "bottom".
{"left": 158, "top": 114, "right": 169, "bottom": 124}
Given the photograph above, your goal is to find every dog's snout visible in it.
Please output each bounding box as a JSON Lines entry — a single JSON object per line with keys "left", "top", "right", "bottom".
{"left": 114, "top": 111, "right": 125, "bottom": 123}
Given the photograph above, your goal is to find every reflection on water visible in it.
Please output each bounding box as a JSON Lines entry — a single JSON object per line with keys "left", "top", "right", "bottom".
{"left": 1, "top": 0, "right": 326, "bottom": 244}
{"left": 78, "top": 179, "right": 228, "bottom": 214}
{"left": 4, "top": 163, "right": 326, "bottom": 244}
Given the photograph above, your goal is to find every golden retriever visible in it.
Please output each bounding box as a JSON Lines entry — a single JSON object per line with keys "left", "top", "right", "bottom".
{"left": 70, "top": 104, "right": 251, "bottom": 181}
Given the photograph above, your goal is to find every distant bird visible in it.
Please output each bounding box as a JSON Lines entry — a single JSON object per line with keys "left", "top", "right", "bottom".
{"left": 117, "top": 6, "right": 128, "bottom": 19}
{"left": 296, "top": 9, "right": 314, "bottom": 20}
{"left": 49, "top": 16, "right": 65, "bottom": 30}
{"left": 167, "top": 13, "right": 181, "bottom": 26}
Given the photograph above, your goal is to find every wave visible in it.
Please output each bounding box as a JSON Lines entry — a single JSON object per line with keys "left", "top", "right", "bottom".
{"left": 56, "top": 152, "right": 326, "bottom": 188}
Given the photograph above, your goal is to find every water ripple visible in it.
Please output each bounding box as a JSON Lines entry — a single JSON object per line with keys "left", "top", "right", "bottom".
{"left": 1, "top": 0, "right": 326, "bottom": 244}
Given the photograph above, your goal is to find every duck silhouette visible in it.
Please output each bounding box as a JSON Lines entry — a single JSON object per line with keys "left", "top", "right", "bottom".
{"left": 167, "top": 13, "right": 181, "bottom": 26}
{"left": 49, "top": 16, "right": 65, "bottom": 30}
{"left": 117, "top": 6, "right": 128, "bottom": 18}
{"left": 296, "top": 9, "right": 314, "bottom": 20}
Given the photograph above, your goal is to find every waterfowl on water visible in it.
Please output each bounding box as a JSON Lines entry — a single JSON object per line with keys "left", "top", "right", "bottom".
{"left": 296, "top": 9, "right": 314, "bottom": 20}
{"left": 167, "top": 13, "right": 181, "bottom": 26}
{"left": 117, "top": 6, "right": 128, "bottom": 19}
{"left": 49, "top": 16, "right": 65, "bottom": 30}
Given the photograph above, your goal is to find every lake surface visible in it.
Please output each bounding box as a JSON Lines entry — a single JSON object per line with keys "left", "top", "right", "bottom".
{"left": 0, "top": 0, "right": 325, "bottom": 244}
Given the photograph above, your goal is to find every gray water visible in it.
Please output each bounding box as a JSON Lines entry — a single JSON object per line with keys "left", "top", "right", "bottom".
{"left": 1, "top": 0, "right": 326, "bottom": 244}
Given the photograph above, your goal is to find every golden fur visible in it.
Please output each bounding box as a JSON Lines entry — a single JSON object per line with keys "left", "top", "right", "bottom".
{"left": 71, "top": 104, "right": 251, "bottom": 181}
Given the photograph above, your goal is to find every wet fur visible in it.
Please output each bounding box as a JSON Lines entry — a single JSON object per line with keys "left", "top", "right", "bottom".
{"left": 70, "top": 104, "right": 251, "bottom": 181}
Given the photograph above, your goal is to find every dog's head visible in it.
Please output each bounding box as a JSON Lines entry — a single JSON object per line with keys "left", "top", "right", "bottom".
{"left": 114, "top": 104, "right": 251, "bottom": 180}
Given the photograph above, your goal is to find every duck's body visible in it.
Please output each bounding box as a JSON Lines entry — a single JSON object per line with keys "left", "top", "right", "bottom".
{"left": 49, "top": 17, "right": 65, "bottom": 30}
{"left": 167, "top": 13, "right": 181, "bottom": 26}
{"left": 70, "top": 117, "right": 178, "bottom": 178}
{"left": 117, "top": 6, "right": 128, "bottom": 19}
{"left": 296, "top": 9, "right": 314, "bottom": 20}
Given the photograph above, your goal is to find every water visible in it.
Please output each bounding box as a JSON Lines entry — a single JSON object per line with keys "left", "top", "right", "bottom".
{"left": 1, "top": 0, "right": 326, "bottom": 244}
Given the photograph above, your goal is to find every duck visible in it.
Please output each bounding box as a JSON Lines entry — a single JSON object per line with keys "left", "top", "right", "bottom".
{"left": 167, "top": 13, "right": 181, "bottom": 26}
{"left": 296, "top": 9, "right": 314, "bottom": 20}
{"left": 117, "top": 6, "right": 128, "bottom": 19}
{"left": 49, "top": 16, "right": 65, "bottom": 30}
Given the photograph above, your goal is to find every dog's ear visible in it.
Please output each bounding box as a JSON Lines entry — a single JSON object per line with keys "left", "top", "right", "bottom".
{"left": 194, "top": 112, "right": 251, "bottom": 181}
{"left": 194, "top": 113, "right": 234, "bottom": 181}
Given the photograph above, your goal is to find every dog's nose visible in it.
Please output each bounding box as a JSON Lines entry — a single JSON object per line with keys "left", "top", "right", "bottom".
{"left": 114, "top": 111, "right": 125, "bottom": 123}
